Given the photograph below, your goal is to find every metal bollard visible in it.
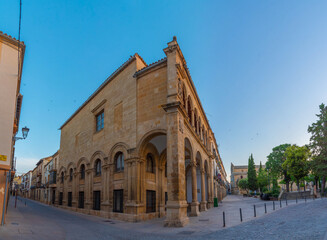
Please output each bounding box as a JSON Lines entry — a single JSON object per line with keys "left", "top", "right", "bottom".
{"left": 313, "top": 195, "right": 315, "bottom": 201}
{"left": 280, "top": 199, "right": 282, "bottom": 208}
{"left": 25, "top": 201, "right": 26, "bottom": 206}
{"left": 286, "top": 197, "right": 288, "bottom": 206}
{"left": 223, "top": 211, "right": 226, "bottom": 227}
{"left": 240, "top": 208, "right": 243, "bottom": 222}
{"left": 264, "top": 203, "right": 267, "bottom": 213}
{"left": 305, "top": 196, "right": 306, "bottom": 203}
{"left": 296, "top": 196, "right": 298, "bottom": 203}
{"left": 273, "top": 201, "right": 275, "bottom": 210}
{"left": 254, "top": 205, "right": 256, "bottom": 217}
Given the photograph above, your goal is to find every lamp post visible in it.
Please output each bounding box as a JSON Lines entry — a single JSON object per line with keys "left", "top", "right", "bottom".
{"left": 14, "top": 126, "right": 29, "bottom": 141}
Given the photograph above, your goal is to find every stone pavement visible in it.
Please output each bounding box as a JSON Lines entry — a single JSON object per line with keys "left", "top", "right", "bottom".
{"left": 0, "top": 195, "right": 326, "bottom": 240}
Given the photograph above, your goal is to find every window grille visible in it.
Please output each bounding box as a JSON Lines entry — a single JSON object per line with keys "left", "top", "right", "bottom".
{"left": 146, "top": 190, "right": 156, "bottom": 213}
{"left": 93, "top": 191, "right": 101, "bottom": 210}
{"left": 113, "top": 189, "right": 123, "bottom": 213}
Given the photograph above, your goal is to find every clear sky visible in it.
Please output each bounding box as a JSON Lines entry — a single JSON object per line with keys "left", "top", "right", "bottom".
{"left": 1, "top": 1, "right": 327, "bottom": 179}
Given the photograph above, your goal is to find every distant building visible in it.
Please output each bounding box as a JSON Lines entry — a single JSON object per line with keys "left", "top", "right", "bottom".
{"left": 230, "top": 163, "right": 263, "bottom": 194}
{"left": 0, "top": 31, "right": 25, "bottom": 225}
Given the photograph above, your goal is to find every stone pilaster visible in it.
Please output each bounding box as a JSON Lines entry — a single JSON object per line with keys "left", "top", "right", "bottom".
{"left": 200, "top": 169, "right": 207, "bottom": 211}
{"left": 85, "top": 167, "right": 93, "bottom": 209}
{"left": 190, "top": 161, "right": 199, "bottom": 216}
{"left": 101, "top": 164, "right": 110, "bottom": 211}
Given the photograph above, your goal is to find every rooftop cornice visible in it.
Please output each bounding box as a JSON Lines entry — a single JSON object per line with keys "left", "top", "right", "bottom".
{"left": 133, "top": 58, "right": 167, "bottom": 78}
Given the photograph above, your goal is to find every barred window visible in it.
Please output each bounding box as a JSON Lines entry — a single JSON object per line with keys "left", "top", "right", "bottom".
{"left": 79, "top": 191, "right": 84, "bottom": 208}
{"left": 113, "top": 189, "right": 123, "bottom": 213}
{"left": 93, "top": 191, "right": 101, "bottom": 210}
{"left": 61, "top": 172, "right": 64, "bottom": 183}
{"left": 68, "top": 192, "right": 72, "bottom": 207}
{"left": 146, "top": 190, "right": 156, "bottom": 213}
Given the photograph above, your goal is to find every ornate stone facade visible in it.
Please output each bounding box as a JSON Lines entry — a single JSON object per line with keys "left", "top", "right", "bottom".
{"left": 56, "top": 37, "right": 227, "bottom": 227}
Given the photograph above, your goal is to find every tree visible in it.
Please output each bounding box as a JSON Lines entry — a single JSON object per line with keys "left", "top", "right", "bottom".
{"left": 238, "top": 178, "right": 249, "bottom": 194}
{"left": 308, "top": 103, "right": 327, "bottom": 194}
{"left": 266, "top": 144, "right": 291, "bottom": 192}
{"left": 247, "top": 154, "right": 257, "bottom": 191}
{"left": 282, "top": 145, "right": 310, "bottom": 191}
{"left": 257, "top": 164, "right": 269, "bottom": 193}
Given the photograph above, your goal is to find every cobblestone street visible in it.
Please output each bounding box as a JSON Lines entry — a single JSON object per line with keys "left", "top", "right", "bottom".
{"left": 1, "top": 195, "right": 327, "bottom": 240}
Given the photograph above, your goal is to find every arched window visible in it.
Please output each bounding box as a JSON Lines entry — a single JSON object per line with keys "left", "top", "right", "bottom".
{"left": 69, "top": 168, "right": 73, "bottom": 181}
{"left": 61, "top": 172, "right": 64, "bottom": 183}
{"left": 187, "top": 97, "right": 192, "bottom": 124}
{"left": 146, "top": 154, "right": 155, "bottom": 173}
{"left": 165, "top": 161, "right": 167, "bottom": 177}
{"left": 182, "top": 84, "right": 186, "bottom": 107}
{"left": 194, "top": 110, "right": 198, "bottom": 133}
{"left": 115, "top": 152, "right": 124, "bottom": 172}
{"left": 80, "top": 164, "right": 85, "bottom": 179}
{"left": 95, "top": 159, "right": 101, "bottom": 176}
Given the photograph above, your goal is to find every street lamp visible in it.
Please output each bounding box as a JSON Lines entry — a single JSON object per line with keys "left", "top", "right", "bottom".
{"left": 14, "top": 126, "right": 29, "bottom": 141}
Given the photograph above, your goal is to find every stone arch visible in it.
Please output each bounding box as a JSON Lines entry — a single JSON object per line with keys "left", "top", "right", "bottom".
{"left": 195, "top": 152, "right": 203, "bottom": 202}
{"left": 76, "top": 157, "right": 89, "bottom": 170}
{"left": 108, "top": 142, "right": 129, "bottom": 165}
{"left": 67, "top": 162, "right": 76, "bottom": 172}
{"left": 137, "top": 129, "right": 166, "bottom": 157}
{"left": 90, "top": 150, "right": 106, "bottom": 167}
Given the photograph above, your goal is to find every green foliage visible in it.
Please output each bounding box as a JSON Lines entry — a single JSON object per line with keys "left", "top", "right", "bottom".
{"left": 257, "top": 167, "right": 269, "bottom": 192}
{"left": 308, "top": 104, "right": 327, "bottom": 181}
{"left": 265, "top": 189, "right": 280, "bottom": 198}
{"left": 238, "top": 178, "right": 248, "bottom": 192}
{"left": 282, "top": 145, "right": 310, "bottom": 190}
{"left": 247, "top": 154, "right": 257, "bottom": 191}
{"left": 266, "top": 144, "right": 292, "bottom": 191}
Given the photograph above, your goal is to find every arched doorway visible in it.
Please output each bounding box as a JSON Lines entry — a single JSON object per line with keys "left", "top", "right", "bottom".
{"left": 138, "top": 132, "right": 167, "bottom": 217}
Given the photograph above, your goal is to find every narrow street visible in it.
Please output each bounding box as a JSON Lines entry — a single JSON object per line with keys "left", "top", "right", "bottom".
{"left": 1, "top": 195, "right": 327, "bottom": 240}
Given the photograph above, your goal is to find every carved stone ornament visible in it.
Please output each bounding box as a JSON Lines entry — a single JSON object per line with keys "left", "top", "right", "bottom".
{"left": 178, "top": 78, "right": 183, "bottom": 99}
{"left": 179, "top": 118, "right": 184, "bottom": 133}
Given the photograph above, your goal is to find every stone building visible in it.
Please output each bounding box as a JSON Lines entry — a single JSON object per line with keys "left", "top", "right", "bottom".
{"left": 0, "top": 31, "right": 25, "bottom": 225}
{"left": 57, "top": 37, "right": 226, "bottom": 227}
{"left": 230, "top": 163, "right": 263, "bottom": 194}
{"left": 49, "top": 151, "right": 59, "bottom": 205}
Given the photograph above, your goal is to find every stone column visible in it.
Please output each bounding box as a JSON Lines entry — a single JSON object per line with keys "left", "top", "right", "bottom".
{"left": 108, "top": 164, "right": 114, "bottom": 210}
{"left": 125, "top": 157, "right": 144, "bottom": 215}
{"left": 85, "top": 168, "right": 92, "bottom": 210}
{"left": 101, "top": 164, "right": 110, "bottom": 212}
{"left": 72, "top": 171, "right": 78, "bottom": 207}
{"left": 189, "top": 161, "right": 199, "bottom": 216}
{"left": 200, "top": 169, "right": 207, "bottom": 211}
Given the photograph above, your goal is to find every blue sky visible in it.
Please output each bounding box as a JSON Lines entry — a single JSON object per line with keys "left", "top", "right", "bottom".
{"left": 1, "top": 1, "right": 327, "bottom": 179}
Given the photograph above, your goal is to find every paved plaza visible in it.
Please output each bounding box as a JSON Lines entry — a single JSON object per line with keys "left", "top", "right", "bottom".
{"left": 1, "top": 195, "right": 326, "bottom": 240}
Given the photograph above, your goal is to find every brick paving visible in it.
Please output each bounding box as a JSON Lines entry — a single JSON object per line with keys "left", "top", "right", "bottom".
{"left": 0, "top": 195, "right": 326, "bottom": 240}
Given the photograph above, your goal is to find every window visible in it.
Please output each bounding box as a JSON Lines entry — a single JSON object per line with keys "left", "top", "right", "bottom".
{"left": 187, "top": 97, "right": 192, "bottom": 124}
{"left": 79, "top": 191, "right": 84, "bottom": 209}
{"left": 69, "top": 168, "right": 73, "bottom": 181}
{"left": 95, "top": 159, "right": 101, "bottom": 176}
{"left": 165, "top": 162, "right": 167, "bottom": 178}
{"left": 61, "top": 172, "right": 64, "bottom": 183}
{"left": 96, "top": 111, "right": 104, "bottom": 132}
{"left": 52, "top": 190, "right": 55, "bottom": 204}
{"left": 59, "top": 192, "right": 63, "bottom": 205}
{"left": 68, "top": 192, "right": 72, "bottom": 207}
{"left": 93, "top": 191, "right": 101, "bottom": 210}
{"left": 146, "top": 154, "right": 155, "bottom": 173}
{"left": 115, "top": 152, "right": 124, "bottom": 172}
{"left": 113, "top": 190, "right": 123, "bottom": 213}
{"left": 146, "top": 190, "right": 156, "bottom": 213}
{"left": 80, "top": 164, "right": 85, "bottom": 179}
